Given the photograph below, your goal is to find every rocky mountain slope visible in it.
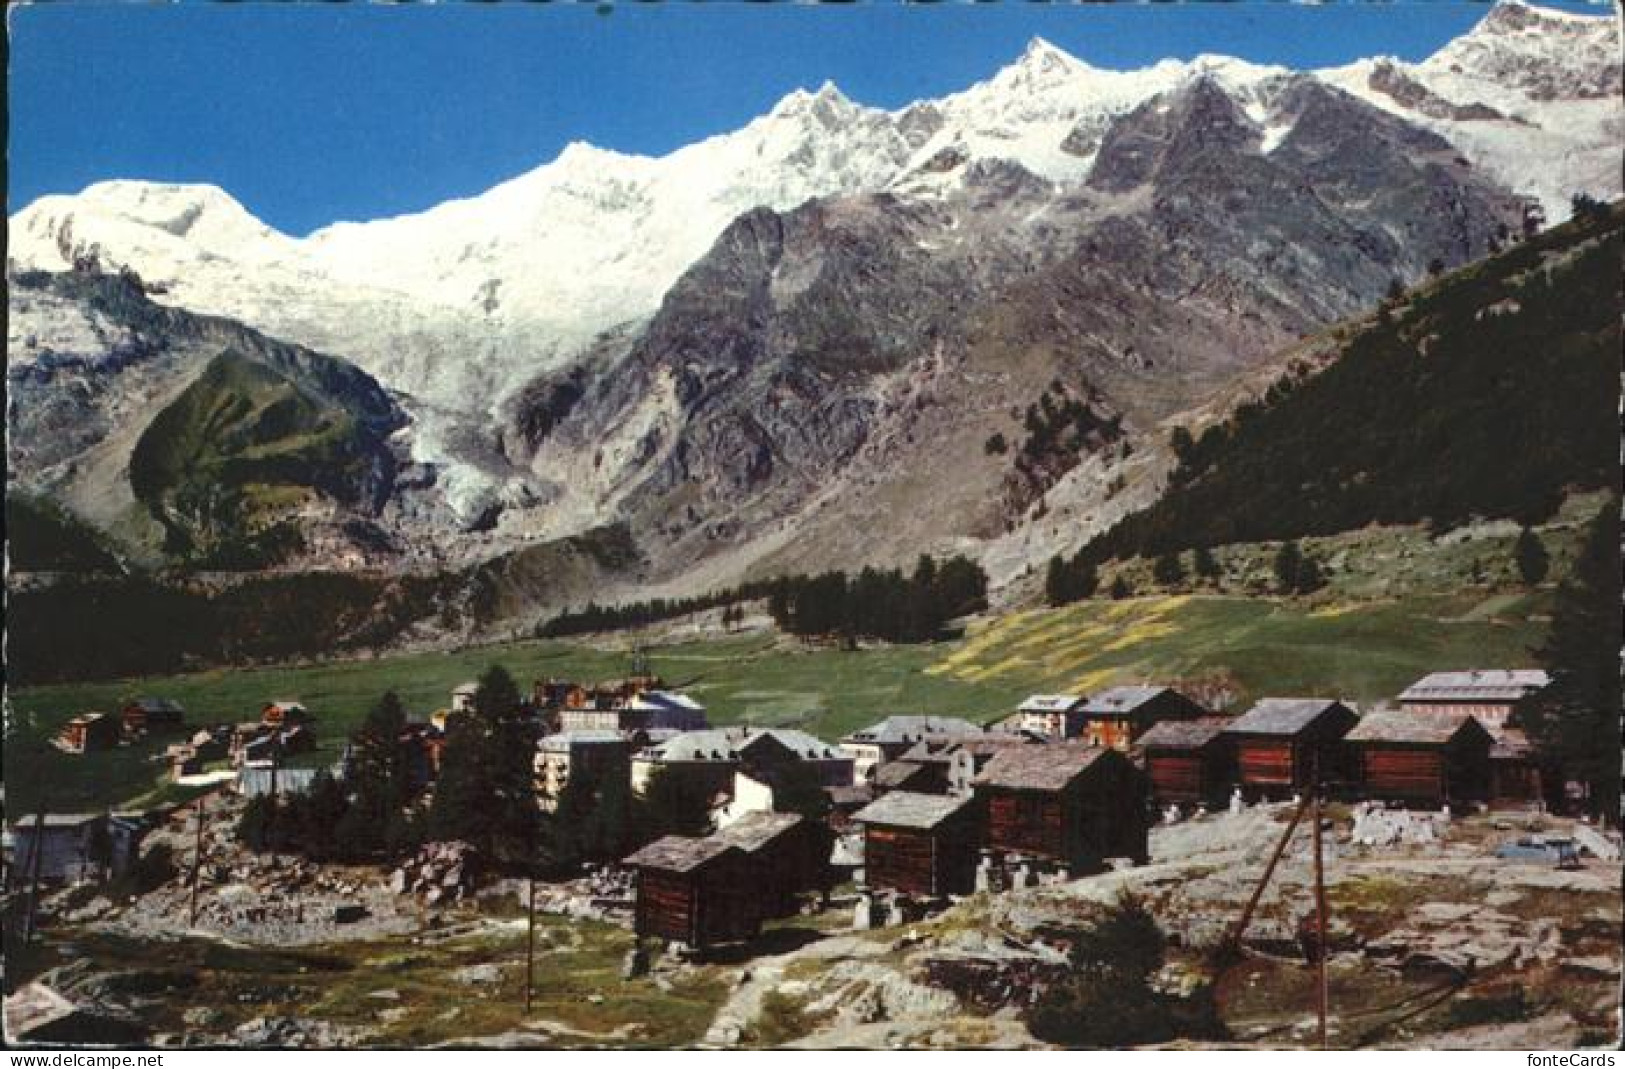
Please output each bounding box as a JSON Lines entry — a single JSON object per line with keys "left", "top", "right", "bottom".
{"left": 6, "top": 269, "right": 416, "bottom": 569}
{"left": 6, "top": 0, "right": 1619, "bottom": 607}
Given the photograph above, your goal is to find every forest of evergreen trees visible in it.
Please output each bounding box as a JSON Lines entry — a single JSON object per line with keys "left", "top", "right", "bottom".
{"left": 1049, "top": 205, "right": 1620, "bottom": 586}
{"left": 765, "top": 555, "right": 988, "bottom": 643}
{"left": 540, "top": 553, "right": 988, "bottom": 645}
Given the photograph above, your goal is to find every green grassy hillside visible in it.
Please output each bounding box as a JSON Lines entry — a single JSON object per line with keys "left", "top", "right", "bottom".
{"left": 6, "top": 587, "right": 1549, "bottom": 814}
{"left": 129, "top": 351, "right": 393, "bottom": 566}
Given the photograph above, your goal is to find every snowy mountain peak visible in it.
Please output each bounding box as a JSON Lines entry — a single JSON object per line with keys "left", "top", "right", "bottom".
{"left": 1015, "top": 36, "right": 1085, "bottom": 76}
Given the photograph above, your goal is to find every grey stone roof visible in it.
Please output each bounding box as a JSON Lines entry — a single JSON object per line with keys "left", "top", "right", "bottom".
{"left": 1399, "top": 670, "right": 1550, "bottom": 704}
{"left": 715, "top": 811, "right": 804, "bottom": 853}
{"left": 872, "top": 761, "right": 933, "bottom": 789}
{"left": 638, "top": 728, "right": 739, "bottom": 763}
{"left": 843, "top": 716, "right": 984, "bottom": 746}
{"left": 740, "top": 728, "right": 845, "bottom": 761}
{"left": 1079, "top": 685, "right": 1175, "bottom": 716}
{"left": 1136, "top": 717, "right": 1232, "bottom": 751}
{"left": 974, "top": 742, "right": 1114, "bottom": 791}
{"left": 1224, "top": 699, "right": 1351, "bottom": 737}
{"left": 851, "top": 790, "right": 974, "bottom": 830}
{"left": 538, "top": 730, "right": 626, "bottom": 752}
{"left": 1346, "top": 711, "right": 1488, "bottom": 746}
{"left": 127, "top": 697, "right": 184, "bottom": 714}
{"left": 622, "top": 835, "right": 738, "bottom": 873}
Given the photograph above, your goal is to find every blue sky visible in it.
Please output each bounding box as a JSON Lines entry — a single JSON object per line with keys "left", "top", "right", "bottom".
{"left": 7, "top": 1, "right": 1607, "bottom": 235}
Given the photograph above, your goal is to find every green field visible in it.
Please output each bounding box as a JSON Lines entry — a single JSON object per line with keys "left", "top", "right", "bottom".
{"left": 4, "top": 587, "right": 1553, "bottom": 815}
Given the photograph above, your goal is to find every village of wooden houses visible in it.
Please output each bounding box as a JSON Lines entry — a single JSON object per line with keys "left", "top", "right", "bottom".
{"left": 6, "top": 654, "right": 1620, "bottom": 1049}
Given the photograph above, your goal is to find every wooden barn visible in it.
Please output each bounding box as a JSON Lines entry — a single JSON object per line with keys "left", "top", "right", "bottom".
{"left": 851, "top": 791, "right": 981, "bottom": 898}
{"left": 715, "top": 811, "right": 831, "bottom": 917}
{"left": 973, "top": 744, "right": 1149, "bottom": 872}
{"left": 120, "top": 698, "right": 185, "bottom": 736}
{"left": 1223, "top": 699, "right": 1357, "bottom": 797}
{"left": 1345, "top": 711, "right": 1492, "bottom": 806}
{"left": 1075, "top": 686, "right": 1210, "bottom": 751}
{"left": 622, "top": 837, "right": 760, "bottom": 949}
{"left": 56, "top": 713, "right": 120, "bottom": 754}
{"left": 1136, "top": 717, "right": 1235, "bottom": 807}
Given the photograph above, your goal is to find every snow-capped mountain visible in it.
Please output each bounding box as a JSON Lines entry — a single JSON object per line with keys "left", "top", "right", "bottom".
{"left": 7, "top": 0, "right": 1619, "bottom": 548}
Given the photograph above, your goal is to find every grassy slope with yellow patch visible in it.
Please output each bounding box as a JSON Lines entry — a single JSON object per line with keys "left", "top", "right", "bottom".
{"left": 7, "top": 588, "right": 1548, "bottom": 814}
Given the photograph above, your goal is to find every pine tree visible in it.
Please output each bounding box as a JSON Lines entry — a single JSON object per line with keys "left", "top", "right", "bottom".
{"left": 337, "top": 690, "right": 411, "bottom": 860}
{"left": 1273, "top": 541, "right": 1304, "bottom": 595}
{"left": 1152, "top": 552, "right": 1185, "bottom": 587}
{"left": 428, "top": 665, "right": 536, "bottom": 861}
{"left": 1045, "top": 556, "right": 1070, "bottom": 607}
{"left": 1514, "top": 527, "right": 1549, "bottom": 586}
{"left": 631, "top": 766, "right": 713, "bottom": 847}
{"left": 1193, "top": 546, "right": 1221, "bottom": 583}
{"left": 1109, "top": 575, "right": 1132, "bottom": 600}
{"left": 1529, "top": 502, "right": 1621, "bottom": 822}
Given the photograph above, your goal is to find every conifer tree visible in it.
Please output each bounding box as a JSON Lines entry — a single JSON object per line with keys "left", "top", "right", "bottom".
{"left": 337, "top": 690, "right": 411, "bottom": 860}
{"left": 1515, "top": 526, "right": 1549, "bottom": 586}
{"left": 1530, "top": 502, "right": 1621, "bottom": 822}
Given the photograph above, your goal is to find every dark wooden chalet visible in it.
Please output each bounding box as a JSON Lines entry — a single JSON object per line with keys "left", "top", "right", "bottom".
{"left": 57, "top": 713, "right": 120, "bottom": 754}
{"left": 120, "top": 698, "right": 185, "bottom": 736}
{"left": 622, "top": 836, "right": 760, "bottom": 949}
{"left": 1075, "top": 686, "right": 1210, "bottom": 751}
{"left": 1136, "top": 717, "right": 1235, "bottom": 807}
{"left": 851, "top": 791, "right": 981, "bottom": 898}
{"left": 715, "top": 811, "right": 831, "bottom": 917}
{"left": 1223, "top": 699, "right": 1357, "bottom": 797}
{"left": 1344, "top": 711, "right": 1492, "bottom": 806}
{"left": 973, "top": 743, "right": 1149, "bottom": 871}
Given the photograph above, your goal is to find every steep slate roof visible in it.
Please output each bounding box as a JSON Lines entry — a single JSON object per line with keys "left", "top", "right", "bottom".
{"left": 622, "top": 835, "right": 739, "bottom": 873}
{"left": 1345, "top": 711, "right": 1488, "bottom": 745}
{"left": 1224, "top": 699, "right": 1350, "bottom": 736}
{"left": 1399, "top": 670, "right": 1549, "bottom": 703}
{"left": 872, "top": 761, "right": 934, "bottom": 790}
{"left": 1018, "top": 694, "right": 1086, "bottom": 714}
{"left": 1136, "top": 717, "right": 1231, "bottom": 751}
{"left": 843, "top": 716, "right": 984, "bottom": 746}
{"left": 1079, "top": 685, "right": 1178, "bottom": 716}
{"left": 538, "top": 730, "right": 626, "bottom": 752}
{"left": 852, "top": 790, "right": 975, "bottom": 830}
{"left": 901, "top": 735, "right": 1035, "bottom": 766}
{"left": 826, "top": 784, "right": 875, "bottom": 808}
{"left": 739, "top": 728, "right": 845, "bottom": 761}
{"left": 974, "top": 743, "right": 1115, "bottom": 791}
{"left": 715, "top": 811, "right": 804, "bottom": 853}
{"left": 638, "top": 729, "right": 740, "bottom": 762}
{"left": 451, "top": 682, "right": 480, "bottom": 696}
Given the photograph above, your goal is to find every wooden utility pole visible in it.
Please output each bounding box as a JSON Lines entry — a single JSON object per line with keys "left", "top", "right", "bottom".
{"left": 525, "top": 872, "right": 537, "bottom": 1015}
{"left": 1225, "top": 790, "right": 1313, "bottom": 953}
{"left": 20, "top": 799, "right": 49, "bottom": 944}
{"left": 188, "top": 795, "right": 208, "bottom": 928}
{"left": 1312, "top": 760, "right": 1330, "bottom": 1050}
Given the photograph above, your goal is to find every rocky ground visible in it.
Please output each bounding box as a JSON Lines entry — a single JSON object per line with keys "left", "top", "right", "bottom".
{"left": 6, "top": 798, "right": 1619, "bottom": 1049}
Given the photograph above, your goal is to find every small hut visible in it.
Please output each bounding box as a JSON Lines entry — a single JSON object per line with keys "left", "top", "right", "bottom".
{"left": 1137, "top": 717, "right": 1235, "bottom": 807}
{"left": 973, "top": 743, "right": 1149, "bottom": 872}
{"left": 1223, "top": 699, "right": 1357, "bottom": 797}
{"left": 1487, "top": 729, "right": 1548, "bottom": 809}
{"left": 1345, "top": 711, "right": 1493, "bottom": 806}
{"left": 622, "top": 837, "right": 760, "bottom": 949}
{"left": 120, "top": 697, "right": 185, "bottom": 736}
{"left": 715, "top": 811, "right": 830, "bottom": 917}
{"left": 851, "top": 791, "right": 981, "bottom": 898}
